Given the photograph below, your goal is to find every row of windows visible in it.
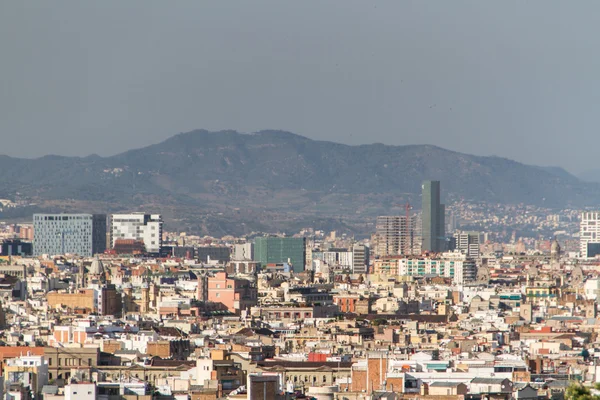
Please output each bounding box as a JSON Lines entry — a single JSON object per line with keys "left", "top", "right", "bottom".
{"left": 267, "top": 312, "right": 312, "bottom": 319}
{"left": 48, "top": 357, "right": 93, "bottom": 366}
{"left": 35, "top": 216, "right": 92, "bottom": 221}
{"left": 289, "top": 375, "right": 338, "bottom": 384}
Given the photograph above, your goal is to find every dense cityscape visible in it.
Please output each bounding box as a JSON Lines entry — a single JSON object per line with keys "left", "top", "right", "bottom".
{"left": 0, "top": 180, "right": 595, "bottom": 400}
{"left": 5, "top": 2, "right": 600, "bottom": 400}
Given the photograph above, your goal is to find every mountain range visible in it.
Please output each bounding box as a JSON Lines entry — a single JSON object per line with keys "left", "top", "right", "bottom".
{"left": 0, "top": 130, "right": 597, "bottom": 235}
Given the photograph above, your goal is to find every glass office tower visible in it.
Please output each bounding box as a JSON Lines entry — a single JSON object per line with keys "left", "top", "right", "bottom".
{"left": 421, "top": 181, "right": 446, "bottom": 252}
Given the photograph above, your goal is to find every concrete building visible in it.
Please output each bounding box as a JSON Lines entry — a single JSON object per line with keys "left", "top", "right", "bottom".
{"left": 4, "top": 354, "right": 48, "bottom": 399}
{"left": 0, "top": 265, "right": 27, "bottom": 280}
{"left": 47, "top": 285, "right": 122, "bottom": 316}
{"left": 322, "top": 249, "right": 353, "bottom": 270}
{"left": 65, "top": 382, "right": 96, "bottom": 400}
{"left": 422, "top": 181, "right": 446, "bottom": 253}
{"left": 397, "top": 252, "right": 477, "bottom": 284}
{"left": 196, "top": 246, "right": 231, "bottom": 263}
{"left": 375, "top": 215, "right": 417, "bottom": 257}
{"left": 0, "top": 240, "right": 32, "bottom": 256}
{"left": 110, "top": 213, "right": 163, "bottom": 254}
{"left": 232, "top": 243, "right": 254, "bottom": 261}
{"left": 44, "top": 347, "right": 99, "bottom": 382}
{"left": 580, "top": 211, "right": 600, "bottom": 258}
{"left": 254, "top": 237, "right": 306, "bottom": 273}
{"left": 453, "top": 231, "right": 481, "bottom": 258}
{"left": 206, "top": 272, "right": 257, "bottom": 314}
{"left": 351, "top": 244, "right": 370, "bottom": 275}
{"left": 33, "top": 214, "right": 107, "bottom": 256}
{"left": 247, "top": 374, "right": 282, "bottom": 400}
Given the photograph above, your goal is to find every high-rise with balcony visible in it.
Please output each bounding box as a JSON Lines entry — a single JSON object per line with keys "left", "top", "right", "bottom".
{"left": 422, "top": 180, "right": 446, "bottom": 252}
{"left": 110, "top": 213, "right": 163, "bottom": 254}
{"left": 33, "top": 214, "right": 107, "bottom": 256}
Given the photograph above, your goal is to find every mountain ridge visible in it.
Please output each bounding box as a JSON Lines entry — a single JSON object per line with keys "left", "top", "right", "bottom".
{"left": 0, "top": 129, "right": 595, "bottom": 235}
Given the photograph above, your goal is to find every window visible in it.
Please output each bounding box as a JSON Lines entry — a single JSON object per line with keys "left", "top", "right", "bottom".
{"left": 215, "top": 293, "right": 220, "bottom": 298}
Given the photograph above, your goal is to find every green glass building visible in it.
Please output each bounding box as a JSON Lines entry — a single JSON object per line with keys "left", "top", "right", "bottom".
{"left": 254, "top": 237, "right": 306, "bottom": 273}
{"left": 422, "top": 180, "right": 446, "bottom": 252}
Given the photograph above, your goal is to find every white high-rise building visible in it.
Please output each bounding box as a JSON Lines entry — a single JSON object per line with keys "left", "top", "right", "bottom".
{"left": 580, "top": 212, "right": 600, "bottom": 258}
{"left": 110, "top": 213, "right": 163, "bottom": 254}
{"left": 454, "top": 231, "right": 481, "bottom": 258}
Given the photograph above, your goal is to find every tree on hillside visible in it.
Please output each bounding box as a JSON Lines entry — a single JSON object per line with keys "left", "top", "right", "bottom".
{"left": 565, "top": 383, "right": 600, "bottom": 400}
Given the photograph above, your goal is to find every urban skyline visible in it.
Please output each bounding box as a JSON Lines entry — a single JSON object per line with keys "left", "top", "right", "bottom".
{"left": 3, "top": 2, "right": 600, "bottom": 399}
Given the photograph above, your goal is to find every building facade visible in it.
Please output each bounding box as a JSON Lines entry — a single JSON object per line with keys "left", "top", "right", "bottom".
{"left": 254, "top": 237, "right": 306, "bottom": 273}
{"left": 580, "top": 212, "right": 600, "bottom": 258}
{"left": 352, "top": 244, "right": 370, "bottom": 275}
{"left": 375, "top": 215, "right": 417, "bottom": 257}
{"left": 0, "top": 239, "right": 32, "bottom": 256}
{"left": 206, "top": 272, "right": 257, "bottom": 314}
{"left": 422, "top": 180, "right": 446, "bottom": 253}
{"left": 196, "top": 246, "right": 231, "bottom": 263}
{"left": 110, "top": 214, "right": 163, "bottom": 254}
{"left": 453, "top": 231, "right": 481, "bottom": 258}
{"left": 232, "top": 243, "right": 254, "bottom": 261}
{"left": 33, "top": 214, "right": 107, "bottom": 256}
{"left": 397, "top": 252, "right": 477, "bottom": 284}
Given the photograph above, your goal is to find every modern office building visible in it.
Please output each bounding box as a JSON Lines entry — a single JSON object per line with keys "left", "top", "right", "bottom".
{"left": 580, "top": 212, "right": 600, "bottom": 258}
{"left": 352, "top": 244, "right": 370, "bottom": 275}
{"left": 453, "top": 231, "right": 481, "bottom": 258}
{"left": 254, "top": 237, "right": 306, "bottom": 273}
{"left": 197, "top": 246, "right": 231, "bottom": 263}
{"left": 110, "top": 214, "right": 163, "bottom": 254}
{"left": 422, "top": 180, "right": 446, "bottom": 252}
{"left": 33, "top": 214, "right": 107, "bottom": 256}
{"left": 322, "top": 248, "right": 353, "bottom": 270}
{"left": 0, "top": 239, "right": 32, "bottom": 256}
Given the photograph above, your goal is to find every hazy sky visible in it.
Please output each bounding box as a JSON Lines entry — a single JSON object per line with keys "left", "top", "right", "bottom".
{"left": 1, "top": 1, "right": 599, "bottom": 173}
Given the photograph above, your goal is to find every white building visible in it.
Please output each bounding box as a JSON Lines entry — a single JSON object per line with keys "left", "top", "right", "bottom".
{"left": 397, "top": 251, "right": 477, "bottom": 285}
{"left": 322, "top": 250, "right": 353, "bottom": 269}
{"left": 5, "top": 354, "right": 49, "bottom": 399}
{"left": 453, "top": 231, "right": 481, "bottom": 258}
{"left": 580, "top": 212, "right": 600, "bottom": 258}
{"left": 110, "top": 214, "right": 163, "bottom": 253}
{"left": 584, "top": 278, "right": 600, "bottom": 300}
{"left": 232, "top": 243, "right": 254, "bottom": 261}
{"left": 65, "top": 383, "right": 96, "bottom": 400}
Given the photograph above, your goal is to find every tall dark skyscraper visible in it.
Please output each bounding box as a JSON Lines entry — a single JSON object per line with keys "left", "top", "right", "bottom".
{"left": 422, "top": 180, "right": 446, "bottom": 252}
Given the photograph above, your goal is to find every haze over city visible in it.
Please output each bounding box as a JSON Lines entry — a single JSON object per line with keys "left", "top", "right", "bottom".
{"left": 4, "top": 3, "right": 600, "bottom": 400}
{"left": 2, "top": 1, "right": 600, "bottom": 174}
